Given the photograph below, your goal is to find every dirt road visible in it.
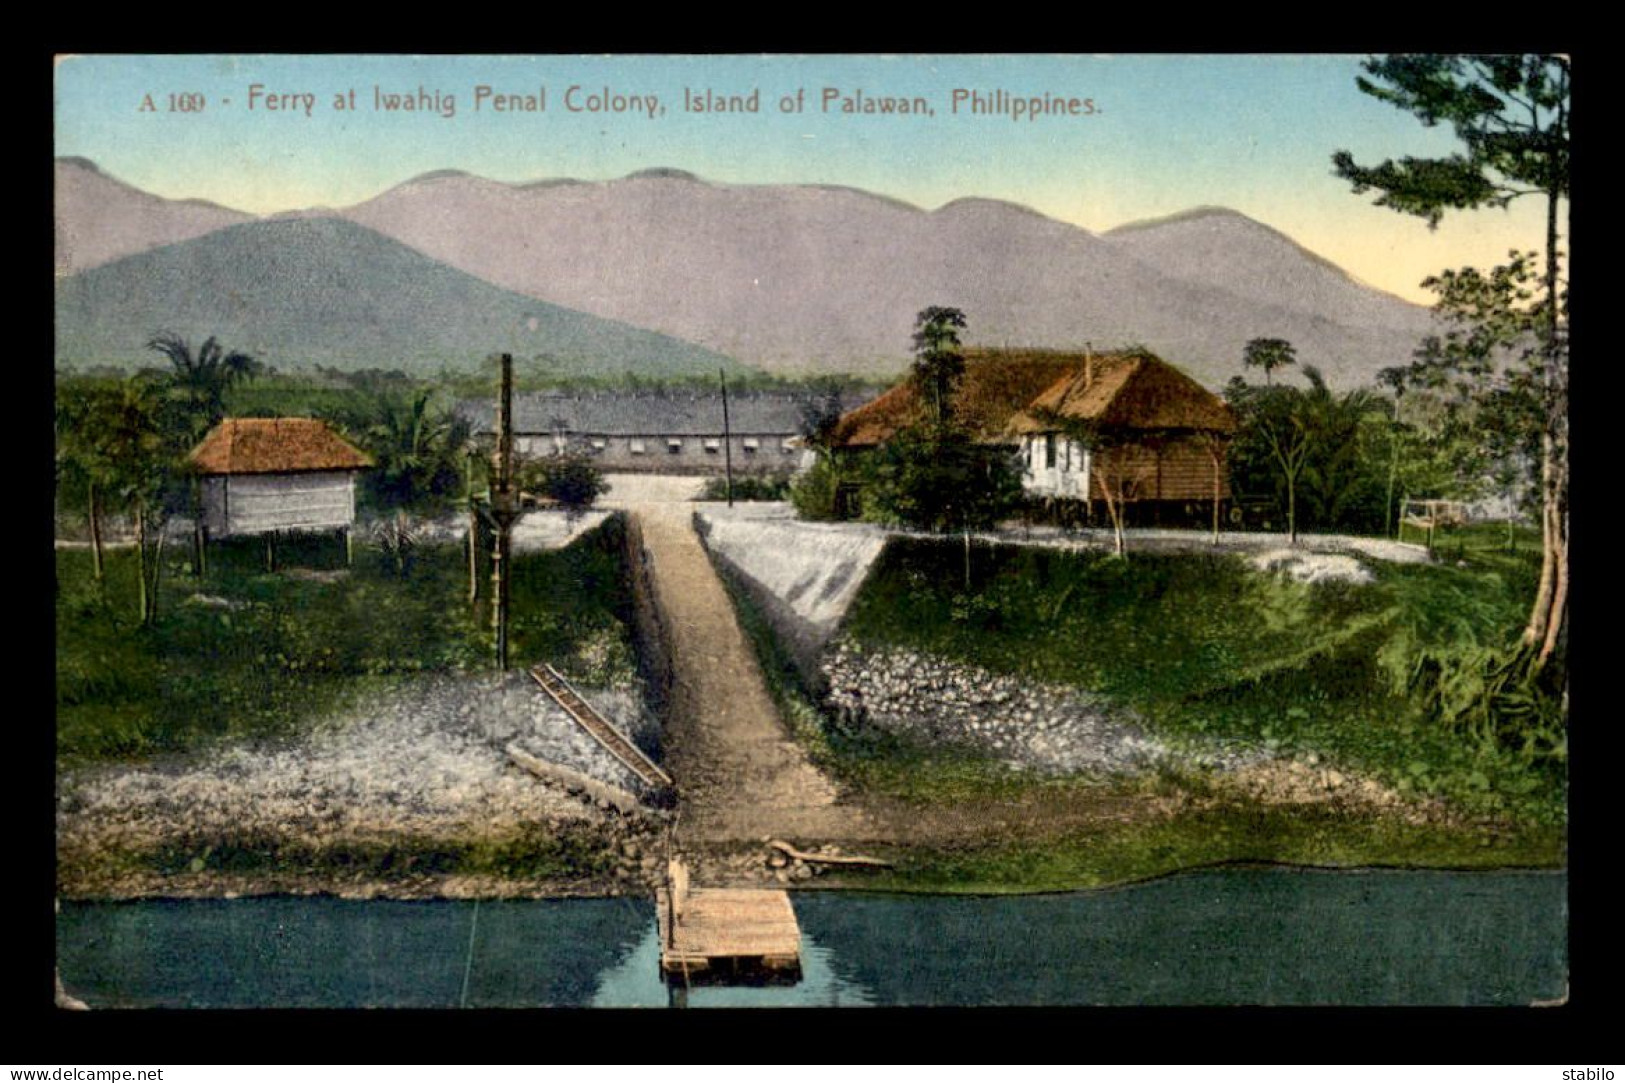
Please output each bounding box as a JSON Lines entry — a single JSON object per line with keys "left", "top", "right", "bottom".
{"left": 632, "top": 504, "right": 872, "bottom": 845}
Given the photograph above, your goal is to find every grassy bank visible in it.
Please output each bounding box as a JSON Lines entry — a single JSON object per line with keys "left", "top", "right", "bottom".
{"left": 716, "top": 529, "right": 1564, "bottom": 892}
{"left": 862, "top": 806, "right": 1562, "bottom": 895}
{"left": 56, "top": 514, "right": 636, "bottom": 765}
{"left": 839, "top": 536, "right": 1563, "bottom": 826}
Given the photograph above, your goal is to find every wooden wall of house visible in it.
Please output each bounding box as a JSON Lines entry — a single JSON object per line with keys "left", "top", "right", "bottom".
{"left": 202, "top": 472, "right": 357, "bottom": 537}
{"left": 1092, "top": 437, "right": 1230, "bottom": 503}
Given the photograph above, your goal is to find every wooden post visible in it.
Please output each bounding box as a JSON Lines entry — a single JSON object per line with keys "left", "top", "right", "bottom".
{"left": 720, "top": 368, "right": 734, "bottom": 507}
{"left": 344, "top": 527, "right": 353, "bottom": 567}
{"left": 491, "top": 354, "right": 518, "bottom": 671}
{"left": 190, "top": 474, "right": 207, "bottom": 578}
{"left": 466, "top": 453, "right": 479, "bottom": 605}
{"left": 266, "top": 533, "right": 275, "bottom": 573}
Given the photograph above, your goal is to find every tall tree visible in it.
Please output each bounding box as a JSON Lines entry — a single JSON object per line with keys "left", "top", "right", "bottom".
{"left": 146, "top": 333, "right": 263, "bottom": 440}
{"left": 1241, "top": 380, "right": 1315, "bottom": 545}
{"left": 99, "top": 376, "right": 178, "bottom": 626}
{"left": 55, "top": 380, "right": 120, "bottom": 584}
{"left": 910, "top": 306, "right": 968, "bottom": 427}
{"left": 1242, "top": 337, "right": 1297, "bottom": 387}
{"left": 1333, "top": 53, "right": 1568, "bottom": 667}
{"left": 146, "top": 334, "right": 263, "bottom": 575}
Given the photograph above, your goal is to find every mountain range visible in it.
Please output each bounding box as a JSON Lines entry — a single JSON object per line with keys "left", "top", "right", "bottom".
{"left": 54, "top": 158, "right": 1440, "bottom": 387}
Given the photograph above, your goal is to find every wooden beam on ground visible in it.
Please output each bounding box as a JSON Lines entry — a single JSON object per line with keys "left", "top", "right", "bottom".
{"left": 768, "top": 838, "right": 893, "bottom": 868}
{"left": 505, "top": 743, "right": 650, "bottom": 816}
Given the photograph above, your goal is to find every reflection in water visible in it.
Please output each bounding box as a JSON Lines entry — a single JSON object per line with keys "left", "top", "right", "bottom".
{"left": 56, "top": 868, "right": 1565, "bottom": 1008}
{"left": 590, "top": 924, "right": 875, "bottom": 1008}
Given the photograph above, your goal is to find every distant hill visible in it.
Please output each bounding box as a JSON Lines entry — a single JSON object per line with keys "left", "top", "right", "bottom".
{"left": 55, "top": 159, "right": 1442, "bottom": 388}
{"left": 54, "top": 158, "right": 255, "bottom": 276}
{"left": 53, "top": 217, "right": 748, "bottom": 379}
{"left": 336, "top": 169, "right": 1439, "bottom": 386}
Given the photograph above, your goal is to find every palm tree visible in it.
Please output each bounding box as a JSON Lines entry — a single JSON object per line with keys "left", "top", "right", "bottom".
{"left": 1243, "top": 338, "right": 1297, "bottom": 387}
{"left": 146, "top": 333, "right": 263, "bottom": 438}
{"left": 146, "top": 334, "right": 263, "bottom": 575}
{"left": 333, "top": 388, "right": 472, "bottom": 576}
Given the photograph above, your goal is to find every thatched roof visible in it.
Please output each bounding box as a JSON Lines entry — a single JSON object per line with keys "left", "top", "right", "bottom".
{"left": 828, "top": 348, "right": 1080, "bottom": 448}
{"left": 188, "top": 418, "right": 373, "bottom": 476}
{"left": 1008, "top": 353, "right": 1236, "bottom": 435}
{"left": 828, "top": 348, "right": 1232, "bottom": 448}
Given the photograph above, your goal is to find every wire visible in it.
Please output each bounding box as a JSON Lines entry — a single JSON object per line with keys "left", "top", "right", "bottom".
{"left": 458, "top": 898, "right": 480, "bottom": 1008}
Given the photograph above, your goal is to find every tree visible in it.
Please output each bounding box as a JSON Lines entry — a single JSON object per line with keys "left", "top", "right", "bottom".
{"left": 910, "top": 306, "right": 968, "bottom": 427}
{"left": 519, "top": 448, "right": 609, "bottom": 522}
{"left": 1242, "top": 337, "right": 1297, "bottom": 387}
{"left": 330, "top": 388, "right": 472, "bottom": 576}
{"left": 145, "top": 334, "right": 263, "bottom": 575}
{"left": 1296, "top": 369, "right": 1383, "bottom": 532}
{"left": 146, "top": 333, "right": 263, "bottom": 441}
{"left": 55, "top": 379, "right": 122, "bottom": 585}
{"left": 99, "top": 376, "right": 179, "bottom": 626}
{"left": 1333, "top": 53, "right": 1568, "bottom": 668}
{"left": 860, "top": 425, "right": 1023, "bottom": 538}
{"left": 1241, "top": 382, "right": 1314, "bottom": 545}
{"left": 795, "top": 377, "right": 848, "bottom": 451}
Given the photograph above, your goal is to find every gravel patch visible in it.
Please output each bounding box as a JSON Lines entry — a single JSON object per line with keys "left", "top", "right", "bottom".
{"left": 1249, "top": 548, "right": 1375, "bottom": 585}
{"left": 820, "top": 641, "right": 1260, "bottom": 776}
{"left": 413, "top": 509, "right": 611, "bottom": 552}
{"left": 58, "top": 671, "right": 666, "bottom": 859}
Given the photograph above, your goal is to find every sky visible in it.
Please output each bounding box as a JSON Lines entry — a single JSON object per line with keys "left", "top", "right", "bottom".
{"left": 53, "top": 53, "right": 1561, "bottom": 305}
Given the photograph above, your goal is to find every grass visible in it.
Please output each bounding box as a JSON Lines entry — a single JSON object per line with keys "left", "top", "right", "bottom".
{"left": 56, "top": 514, "right": 636, "bottom": 765}
{"left": 713, "top": 526, "right": 1564, "bottom": 891}
{"left": 862, "top": 805, "right": 1564, "bottom": 895}
{"left": 834, "top": 536, "right": 1562, "bottom": 825}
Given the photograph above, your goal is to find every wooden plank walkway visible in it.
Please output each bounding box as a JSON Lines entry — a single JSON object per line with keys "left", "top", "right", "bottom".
{"left": 657, "top": 860, "right": 801, "bottom": 982}
{"left": 529, "top": 663, "right": 674, "bottom": 795}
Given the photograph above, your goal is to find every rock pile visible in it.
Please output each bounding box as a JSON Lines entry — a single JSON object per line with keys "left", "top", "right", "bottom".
{"left": 57, "top": 671, "right": 668, "bottom": 885}
{"left": 819, "top": 640, "right": 1256, "bottom": 775}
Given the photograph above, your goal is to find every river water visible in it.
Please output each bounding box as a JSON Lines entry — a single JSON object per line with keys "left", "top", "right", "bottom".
{"left": 55, "top": 867, "right": 1566, "bottom": 1008}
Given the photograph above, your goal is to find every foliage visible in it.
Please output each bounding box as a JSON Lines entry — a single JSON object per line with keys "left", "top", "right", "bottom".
{"left": 699, "top": 473, "right": 792, "bottom": 502}
{"left": 328, "top": 387, "right": 472, "bottom": 518}
{"left": 1225, "top": 366, "right": 1392, "bottom": 538}
{"left": 858, "top": 425, "right": 1023, "bottom": 533}
{"left": 519, "top": 448, "right": 609, "bottom": 516}
{"left": 145, "top": 333, "right": 264, "bottom": 442}
{"left": 838, "top": 538, "right": 1559, "bottom": 823}
{"left": 794, "top": 377, "right": 850, "bottom": 450}
{"left": 1332, "top": 55, "right": 1568, "bottom": 227}
{"left": 1332, "top": 53, "right": 1568, "bottom": 667}
{"left": 789, "top": 455, "right": 846, "bottom": 521}
{"left": 56, "top": 517, "right": 636, "bottom": 763}
{"left": 909, "top": 306, "right": 968, "bottom": 426}
{"left": 1241, "top": 337, "right": 1297, "bottom": 386}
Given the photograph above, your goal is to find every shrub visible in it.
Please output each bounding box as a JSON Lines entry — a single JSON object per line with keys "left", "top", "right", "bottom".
{"left": 522, "top": 451, "right": 608, "bottom": 516}
{"left": 699, "top": 473, "right": 793, "bottom": 501}
{"left": 790, "top": 455, "right": 845, "bottom": 521}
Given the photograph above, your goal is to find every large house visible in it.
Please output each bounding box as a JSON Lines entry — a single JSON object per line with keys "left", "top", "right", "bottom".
{"left": 828, "top": 348, "right": 1235, "bottom": 523}
{"left": 458, "top": 391, "right": 814, "bottom": 475}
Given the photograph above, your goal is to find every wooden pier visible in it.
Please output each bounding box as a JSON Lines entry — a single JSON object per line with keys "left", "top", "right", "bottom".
{"left": 657, "top": 860, "right": 802, "bottom": 983}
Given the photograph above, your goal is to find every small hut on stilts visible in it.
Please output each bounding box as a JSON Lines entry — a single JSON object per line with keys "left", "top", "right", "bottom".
{"left": 188, "top": 418, "right": 373, "bottom": 570}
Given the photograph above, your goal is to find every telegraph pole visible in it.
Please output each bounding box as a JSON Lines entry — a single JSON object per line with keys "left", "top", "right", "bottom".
{"left": 491, "top": 353, "right": 518, "bottom": 670}
{"left": 720, "top": 368, "right": 734, "bottom": 507}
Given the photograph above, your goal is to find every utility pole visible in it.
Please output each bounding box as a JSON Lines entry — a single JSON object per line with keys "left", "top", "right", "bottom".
{"left": 491, "top": 353, "right": 518, "bottom": 670}
{"left": 720, "top": 368, "right": 734, "bottom": 507}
